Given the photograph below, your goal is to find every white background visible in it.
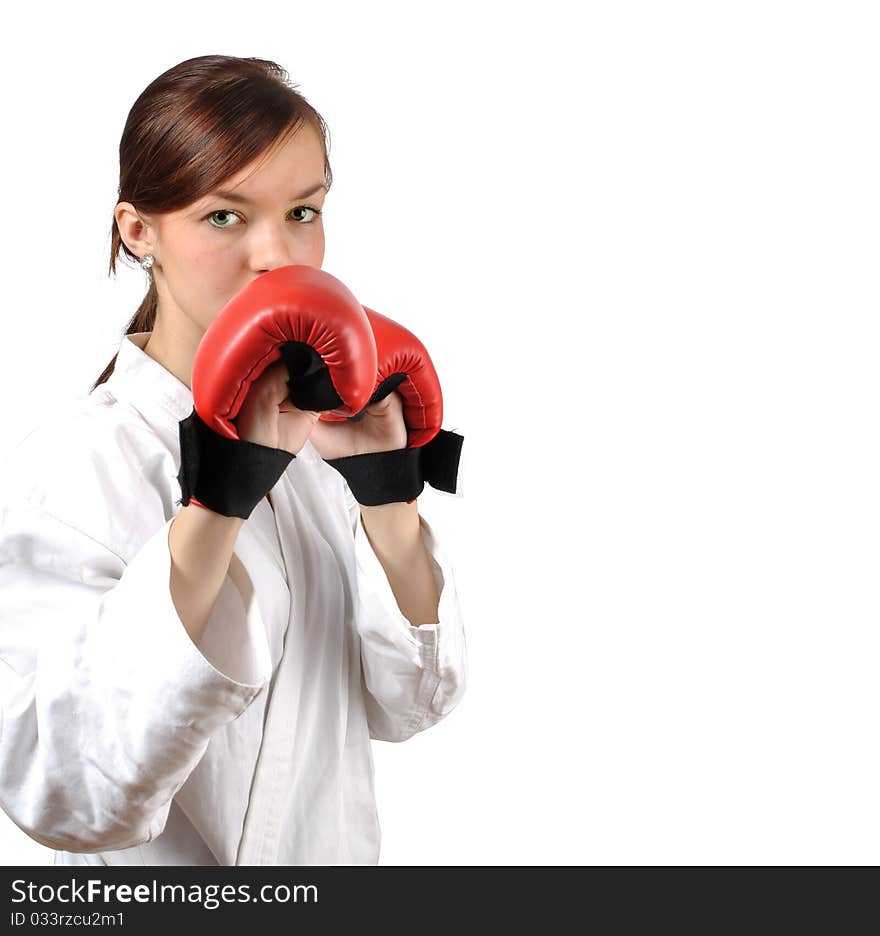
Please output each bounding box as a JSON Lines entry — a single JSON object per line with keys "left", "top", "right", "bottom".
{"left": 1, "top": 0, "right": 878, "bottom": 865}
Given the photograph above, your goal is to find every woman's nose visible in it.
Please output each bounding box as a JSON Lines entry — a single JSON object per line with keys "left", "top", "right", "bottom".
{"left": 249, "top": 224, "right": 318, "bottom": 272}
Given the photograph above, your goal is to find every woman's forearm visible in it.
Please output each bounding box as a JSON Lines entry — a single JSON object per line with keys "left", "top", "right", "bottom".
{"left": 359, "top": 501, "right": 440, "bottom": 627}
{"left": 168, "top": 504, "right": 245, "bottom": 647}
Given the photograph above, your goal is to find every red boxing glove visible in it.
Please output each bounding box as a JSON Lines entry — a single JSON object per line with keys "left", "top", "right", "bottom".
{"left": 193, "top": 265, "right": 376, "bottom": 434}
{"left": 177, "top": 265, "right": 377, "bottom": 518}
{"left": 321, "top": 306, "right": 465, "bottom": 506}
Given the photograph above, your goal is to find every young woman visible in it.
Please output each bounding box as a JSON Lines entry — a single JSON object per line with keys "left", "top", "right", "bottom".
{"left": 0, "top": 54, "right": 467, "bottom": 866}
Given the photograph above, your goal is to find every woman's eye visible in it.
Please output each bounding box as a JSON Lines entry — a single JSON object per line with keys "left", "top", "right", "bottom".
{"left": 205, "top": 206, "right": 322, "bottom": 228}
{"left": 291, "top": 206, "right": 321, "bottom": 223}
{"left": 206, "top": 209, "right": 240, "bottom": 228}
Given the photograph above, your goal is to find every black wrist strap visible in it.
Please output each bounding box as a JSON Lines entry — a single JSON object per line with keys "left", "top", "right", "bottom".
{"left": 177, "top": 407, "right": 295, "bottom": 519}
{"left": 325, "top": 429, "right": 464, "bottom": 506}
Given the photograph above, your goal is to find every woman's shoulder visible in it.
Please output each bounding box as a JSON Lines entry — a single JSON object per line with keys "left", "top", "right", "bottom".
{"left": 7, "top": 387, "right": 169, "bottom": 477}
{"left": 1, "top": 390, "right": 179, "bottom": 557}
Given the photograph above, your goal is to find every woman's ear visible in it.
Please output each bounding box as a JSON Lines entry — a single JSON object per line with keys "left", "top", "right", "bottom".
{"left": 115, "top": 201, "right": 155, "bottom": 258}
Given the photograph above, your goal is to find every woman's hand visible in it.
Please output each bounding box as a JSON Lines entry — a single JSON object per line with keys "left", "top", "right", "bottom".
{"left": 308, "top": 390, "right": 408, "bottom": 461}
{"left": 233, "top": 360, "right": 320, "bottom": 455}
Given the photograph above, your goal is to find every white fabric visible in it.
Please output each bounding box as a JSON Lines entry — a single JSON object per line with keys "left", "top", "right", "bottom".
{"left": 0, "top": 332, "right": 466, "bottom": 865}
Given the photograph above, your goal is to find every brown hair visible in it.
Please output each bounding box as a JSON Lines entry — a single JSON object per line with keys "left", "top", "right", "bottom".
{"left": 93, "top": 54, "right": 333, "bottom": 392}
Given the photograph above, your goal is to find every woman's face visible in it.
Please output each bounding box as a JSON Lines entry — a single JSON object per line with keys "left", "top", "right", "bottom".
{"left": 118, "top": 121, "right": 327, "bottom": 337}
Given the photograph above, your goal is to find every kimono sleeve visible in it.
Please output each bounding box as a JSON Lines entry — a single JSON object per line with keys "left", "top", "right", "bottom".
{"left": 0, "top": 505, "right": 272, "bottom": 854}
{"left": 344, "top": 484, "right": 468, "bottom": 743}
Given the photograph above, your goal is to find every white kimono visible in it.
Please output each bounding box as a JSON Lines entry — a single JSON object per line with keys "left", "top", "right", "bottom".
{"left": 0, "top": 332, "right": 467, "bottom": 865}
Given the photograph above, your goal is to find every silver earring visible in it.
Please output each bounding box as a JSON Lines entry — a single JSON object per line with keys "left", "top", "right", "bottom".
{"left": 140, "top": 254, "right": 154, "bottom": 271}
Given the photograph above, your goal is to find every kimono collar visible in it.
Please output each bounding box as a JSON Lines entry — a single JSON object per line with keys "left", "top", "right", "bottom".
{"left": 100, "top": 331, "right": 194, "bottom": 430}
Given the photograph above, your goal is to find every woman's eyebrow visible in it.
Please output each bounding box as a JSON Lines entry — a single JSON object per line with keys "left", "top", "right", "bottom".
{"left": 209, "top": 182, "right": 327, "bottom": 203}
